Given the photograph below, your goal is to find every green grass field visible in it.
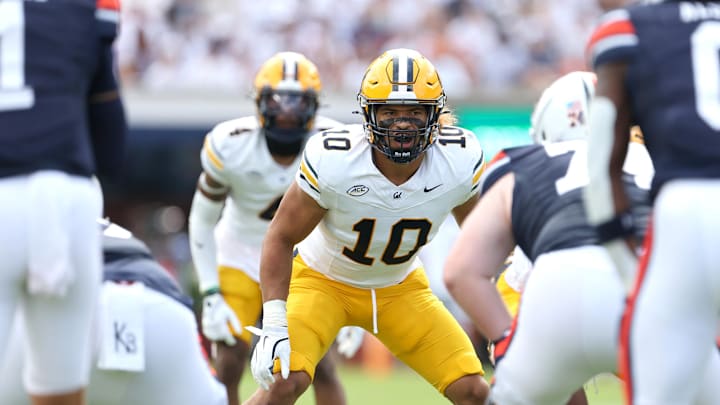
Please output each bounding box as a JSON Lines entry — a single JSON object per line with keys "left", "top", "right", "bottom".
{"left": 239, "top": 364, "right": 624, "bottom": 404}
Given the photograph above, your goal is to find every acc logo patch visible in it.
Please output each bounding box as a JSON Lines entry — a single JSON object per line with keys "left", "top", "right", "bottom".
{"left": 347, "top": 185, "right": 369, "bottom": 197}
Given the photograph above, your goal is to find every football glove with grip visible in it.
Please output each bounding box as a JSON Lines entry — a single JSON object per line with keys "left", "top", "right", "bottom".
{"left": 336, "top": 326, "right": 365, "bottom": 358}
{"left": 246, "top": 300, "right": 291, "bottom": 390}
{"left": 202, "top": 291, "right": 242, "bottom": 346}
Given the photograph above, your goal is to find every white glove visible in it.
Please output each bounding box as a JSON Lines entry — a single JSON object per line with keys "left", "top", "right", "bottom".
{"left": 336, "top": 326, "right": 364, "bottom": 358}
{"left": 246, "top": 325, "right": 291, "bottom": 390}
{"left": 202, "top": 292, "right": 242, "bottom": 346}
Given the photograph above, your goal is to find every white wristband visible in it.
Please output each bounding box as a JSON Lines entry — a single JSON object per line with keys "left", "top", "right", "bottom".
{"left": 263, "top": 300, "right": 287, "bottom": 327}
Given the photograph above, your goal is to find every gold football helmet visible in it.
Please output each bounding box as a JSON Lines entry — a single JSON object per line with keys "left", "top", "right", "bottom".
{"left": 254, "top": 52, "right": 322, "bottom": 156}
{"left": 358, "top": 48, "right": 446, "bottom": 163}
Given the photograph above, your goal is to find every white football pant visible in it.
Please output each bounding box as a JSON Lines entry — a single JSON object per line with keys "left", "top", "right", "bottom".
{"left": 0, "top": 171, "right": 102, "bottom": 394}
{"left": 0, "top": 284, "right": 228, "bottom": 405}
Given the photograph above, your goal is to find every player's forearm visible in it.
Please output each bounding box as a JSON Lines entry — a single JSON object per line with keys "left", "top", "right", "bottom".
{"left": 88, "top": 45, "right": 127, "bottom": 179}
{"left": 88, "top": 95, "right": 126, "bottom": 178}
{"left": 448, "top": 276, "right": 512, "bottom": 341}
{"left": 259, "top": 235, "right": 294, "bottom": 302}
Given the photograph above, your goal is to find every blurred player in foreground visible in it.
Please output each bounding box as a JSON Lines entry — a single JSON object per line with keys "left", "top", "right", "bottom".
{"left": 244, "top": 48, "right": 490, "bottom": 405}
{"left": 444, "top": 71, "right": 661, "bottom": 404}
{"left": 0, "top": 1, "right": 126, "bottom": 404}
{"left": 188, "top": 51, "right": 360, "bottom": 405}
{"left": 0, "top": 221, "right": 227, "bottom": 405}
{"left": 585, "top": 1, "right": 720, "bottom": 403}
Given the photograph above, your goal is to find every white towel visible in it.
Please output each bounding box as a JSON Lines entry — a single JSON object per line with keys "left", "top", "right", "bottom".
{"left": 97, "top": 281, "right": 146, "bottom": 372}
{"left": 26, "top": 171, "right": 74, "bottom": 297}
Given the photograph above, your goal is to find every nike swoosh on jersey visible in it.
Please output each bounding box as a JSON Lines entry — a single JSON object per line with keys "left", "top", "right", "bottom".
{"left": 423, "top": 184, "right": 443, "bottom": 192}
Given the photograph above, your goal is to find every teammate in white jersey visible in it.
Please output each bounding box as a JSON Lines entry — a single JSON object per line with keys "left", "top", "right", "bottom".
{"left": 244, "top": 48, "right": 490, "bottom": 405}
{"left": 188, "top": 52, "right": 353, "bottom": 405}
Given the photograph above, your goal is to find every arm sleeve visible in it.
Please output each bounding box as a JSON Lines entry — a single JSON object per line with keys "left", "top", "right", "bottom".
{"left": 188, "top": 191, "right": 224, "bottom": 293}
{"left": 88, "top": 43, "right": 127, "bottom": 179}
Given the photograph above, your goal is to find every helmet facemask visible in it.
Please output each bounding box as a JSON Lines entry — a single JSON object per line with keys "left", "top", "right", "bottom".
{"left": 364, "top": 103, "right": 439, "bottom": 164}
{"left": 257, "top": 88, "right": 319, "bottom": 156}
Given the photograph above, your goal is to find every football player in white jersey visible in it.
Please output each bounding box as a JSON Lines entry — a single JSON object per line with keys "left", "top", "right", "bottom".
{"left": 188, "top": 52, "right": 354, "bottom": 405}
{"left": 244, "top": 48, "right": 490, "bottom": 405}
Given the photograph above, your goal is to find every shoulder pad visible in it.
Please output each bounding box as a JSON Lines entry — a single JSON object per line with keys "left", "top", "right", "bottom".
{"left": 201, "top": 116, "right": 259, "bottom": 180}
{"left": 96, "top": 0, "right": 121, "bottom": 37}
{"left": 478, "top": 145, "right": 543, "bottom": 195}
{"left": 297, "top": 124, "right": 364, "bottom": 199}
{"left": 436, "top": 126, "right": 486, "bottom": 191}
{"left": 586, "top": 9, "right": 638, "bottom": 68}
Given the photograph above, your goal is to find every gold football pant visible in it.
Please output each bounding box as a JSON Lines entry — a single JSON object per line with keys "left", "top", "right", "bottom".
{"left": 496, "top": 271, "right": 522, "bottom": 317}
{"left": 218, "top": 265, "right": 263, "bottom": 344}
{"left": 283, "top": 255, "right": 484, "bottom": 394}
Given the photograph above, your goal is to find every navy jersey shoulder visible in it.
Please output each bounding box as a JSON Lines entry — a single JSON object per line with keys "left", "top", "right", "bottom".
{"left": 591, "top": 3, "right": 720, "bottom": 194}
{"left": 495, "top": 144, "right": 597, "bottom": 261}
{"left": 103, "top": 233, "right": 193, "bottom": 310}
{"left": 0, "top": 0, "right": 118, "bottom": 178}
{"left": 483, "top": 142, "right": 650, "bottom": 261}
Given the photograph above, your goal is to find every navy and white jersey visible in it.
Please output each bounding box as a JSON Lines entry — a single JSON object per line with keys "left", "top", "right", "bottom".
{"left": 587, "top": 2, "right": 720, "bottom": 196}
{"left": 481, "top": 141, "right": 651, "bottom": 262}
{"left": 102, "top": 223, "right": 193, "bottom": 310}
{"left": 0, "top": 0, "right": 121, "bottom": 178}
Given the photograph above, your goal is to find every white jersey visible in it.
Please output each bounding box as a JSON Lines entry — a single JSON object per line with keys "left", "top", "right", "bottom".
{"left": 296, "top": 124, "right": 486, "bottom": 288}
{"left": 200, "top": 115, "right": 343, "bottom": 280}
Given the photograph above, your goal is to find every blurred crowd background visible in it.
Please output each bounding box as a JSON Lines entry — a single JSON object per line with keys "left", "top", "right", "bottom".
{"left": 109, "top": 0, "right": 610, "bottom": 312}
{"left": 116, "top": 0, "right": 605, "bottom": 97}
